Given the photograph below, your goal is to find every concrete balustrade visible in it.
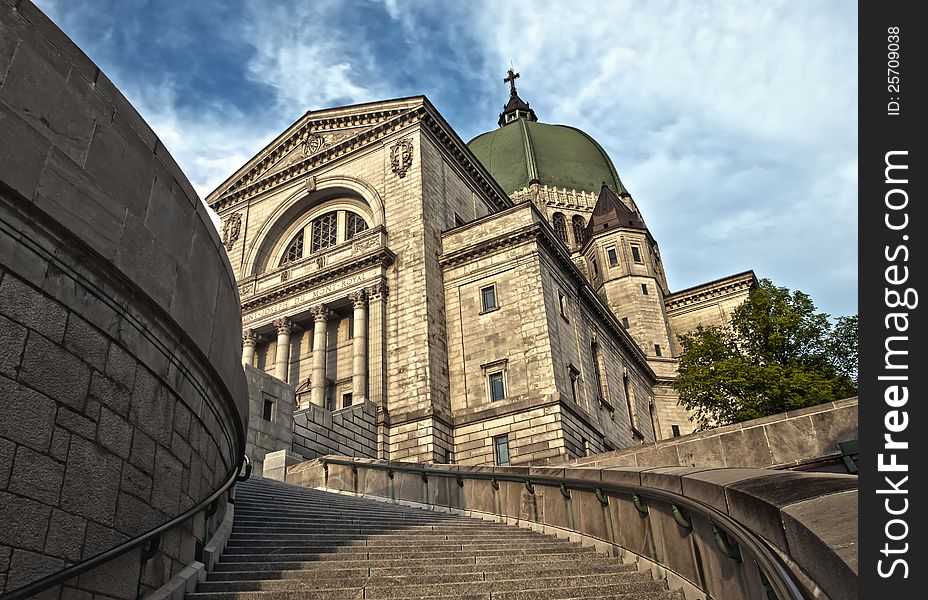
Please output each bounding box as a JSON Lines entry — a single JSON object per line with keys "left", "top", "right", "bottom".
{"left": 284, "top": 458, "right": 858, "bottom": 600}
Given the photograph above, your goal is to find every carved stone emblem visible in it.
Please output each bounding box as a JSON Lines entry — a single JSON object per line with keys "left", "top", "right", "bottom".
{"left": 302, "top": 133, "right": 326, "bottom": 157}
{"left": 390, "top": 138, "right": 413, "bottom": 178}
{"left": 221, "top": 213, "right": 241, "bottom": 250}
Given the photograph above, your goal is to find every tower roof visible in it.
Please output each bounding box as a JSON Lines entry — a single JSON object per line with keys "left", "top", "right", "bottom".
{"left": 582, "top": 183, "right": 646, "bottom": 244}
{"left": 468, "top": 69, "right": 627, "bottom": 196}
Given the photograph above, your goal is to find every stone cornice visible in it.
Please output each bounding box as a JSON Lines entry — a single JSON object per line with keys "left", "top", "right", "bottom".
{"left": 208, "top": 96, "right": 513, "bottom": 215}
{"left": 241, "top": 248, "right": 395, "bottom": 312}
{"left": 438, "top": 222, "right": 541, "bottom": 268}
{"left": 209, "top": 107, "right": 423, "bottom": 212}
{"left": 417, "top": 105, "right": 512, "bottom": 213}
{"left": 665, "top": 270, "right": 756, "bottom": 313}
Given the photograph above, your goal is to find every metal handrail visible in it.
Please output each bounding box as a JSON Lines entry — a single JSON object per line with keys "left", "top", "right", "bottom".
{"left": 0, "top": 456, "right": 251, "bottom": 600}
{"left": 322, "top": 457, "right": 808, "bottom": 600}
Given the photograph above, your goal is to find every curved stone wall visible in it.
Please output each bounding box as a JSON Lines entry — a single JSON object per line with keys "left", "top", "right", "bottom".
{"left": 294, "top": 458, "right": 858, "bottom": 600}
{"left": 0, "top": 2, "right": 247, "bottom": 597}
{"left": 560, "top": 397, "right": 859, "bottom": 471}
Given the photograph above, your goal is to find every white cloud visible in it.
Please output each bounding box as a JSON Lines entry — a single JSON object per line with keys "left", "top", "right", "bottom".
{"left": 468, "top": 0, "right": 858, "bottom": 315}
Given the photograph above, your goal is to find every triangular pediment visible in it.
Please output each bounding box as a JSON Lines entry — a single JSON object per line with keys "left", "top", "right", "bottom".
{"left": 207, "top": 96, "right": 428, "bottom": 209}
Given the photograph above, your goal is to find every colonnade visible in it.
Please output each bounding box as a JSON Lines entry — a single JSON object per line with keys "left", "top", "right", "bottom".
{"left": 241, "top": 285, "right": 382, "bottom": 410}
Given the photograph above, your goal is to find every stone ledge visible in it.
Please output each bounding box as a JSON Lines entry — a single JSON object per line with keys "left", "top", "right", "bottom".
{"left": 296, "top": 457, "right": 857, "bottom": 600}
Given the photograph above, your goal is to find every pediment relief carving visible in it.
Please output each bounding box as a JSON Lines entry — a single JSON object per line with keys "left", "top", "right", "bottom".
{"left": 212, "top": 106, "right": 421, "bottom": 207}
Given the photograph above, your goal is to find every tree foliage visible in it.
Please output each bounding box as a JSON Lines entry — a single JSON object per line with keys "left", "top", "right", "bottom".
{"left": 674, "top": 279, "right": 858, "bottom": 429}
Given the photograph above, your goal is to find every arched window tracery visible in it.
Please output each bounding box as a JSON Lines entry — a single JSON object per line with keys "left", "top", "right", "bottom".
{"left": 552, "top": 212, "right": 568, "bottom": 245}
{"left": 346, "top": 212, "right": 368, "bottom": 240}
{"left": 572, "top": 215, "right": 586, "bottom": 247}
{"left": 276, "top": 205, "right": 372, "bottom": 268}
{"left": 311, "top": 211, "right": 338, "bottom": 253}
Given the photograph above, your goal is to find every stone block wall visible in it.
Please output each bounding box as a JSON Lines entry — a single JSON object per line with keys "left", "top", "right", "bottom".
{"left": 292, "top": 401, "right": 377, "bottom": 460}
{"left": 559, "top": 397, "right": 859, "bottom": 471}
{"left": 243, "top": 365, "right": 295, "bottom": 477}
{"left": 0, "top": 3, "right": 247, "bottom": 597}
{"left": 441, "top": 203, "right": 659, "bottom": 465}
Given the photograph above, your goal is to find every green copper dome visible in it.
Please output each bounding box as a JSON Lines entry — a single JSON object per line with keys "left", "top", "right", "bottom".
{"left": 467, "top": 115, "right": 627, "bottom": 197}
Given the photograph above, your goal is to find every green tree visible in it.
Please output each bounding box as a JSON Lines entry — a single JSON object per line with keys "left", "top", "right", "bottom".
{"left": 674, "top": 279, "right": 858, "bottom": 429}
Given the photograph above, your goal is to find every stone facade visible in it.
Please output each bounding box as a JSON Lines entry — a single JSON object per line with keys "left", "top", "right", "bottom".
{"left": 0, "top": 2, "right": 247, "bottom": 597}
{"left": 559, "top": 397, "right": 859, "bottom": 471}
{"left": 292, "top": 402, "right": 377, "bottom": 460}
{"left": 210, "top": 90, "right": 758, "bottom": 466}
{"left": 243, "top": 365, "right": 294, "bottom": 477}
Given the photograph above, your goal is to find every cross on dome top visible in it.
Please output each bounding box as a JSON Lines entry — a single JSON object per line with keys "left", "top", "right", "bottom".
{"left": 504, "top": 67, "right": 520, "bottom": 97}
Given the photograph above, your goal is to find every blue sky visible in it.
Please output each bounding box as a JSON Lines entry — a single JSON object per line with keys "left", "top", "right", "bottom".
{"left": 36, "top": 0, "right": 858, "bottom": 318}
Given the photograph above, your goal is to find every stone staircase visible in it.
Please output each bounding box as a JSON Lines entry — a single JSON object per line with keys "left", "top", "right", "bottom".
{"left": 188, "top": 476, "right": 682, "bottom": 600}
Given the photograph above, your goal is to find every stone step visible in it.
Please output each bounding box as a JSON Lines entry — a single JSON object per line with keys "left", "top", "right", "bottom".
{"left": 188, "top": 578, "right": 668, "bottom": 600}
{"left": 193, "top": 478, "right": 679, "bottom": 600}
{"left": 229, "top": 525, "right": 526, "bottom": 535}
{"left": 198, "top": 571, "right": 654, "bottom": 593}
{"left": 218, "top": 546, "right": 597, "bottom": 562}
{"left": 213, "top": 552, "right": 614, "bottom": 573}
{"left": 227, "top": 531, "right": 549, "bottom": 543}
{"left": 226, "top": 537, "right": 581, "bottom": 553}
{"left": 207, "top": 562, "right": 638, "bottom": 582}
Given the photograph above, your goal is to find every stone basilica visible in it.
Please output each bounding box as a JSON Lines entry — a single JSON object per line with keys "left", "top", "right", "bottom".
{"left": 208, "top": 71, "right": 755, "bottom": 470}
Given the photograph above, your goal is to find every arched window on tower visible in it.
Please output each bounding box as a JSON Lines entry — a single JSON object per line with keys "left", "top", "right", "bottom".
{"left": 572, "top": 215, "right": 586, "bottom": 247}
{"left": 346, "top": 212, "right": 368, "bottom": 240}
{"left": 311, "top": 211, "right": 338, "bottom": 253}
{"left": 552, "top": 212, "right": 568, "bottom": 246}
{"left": 280, "top": 230, "right": 304, "bottom": 265}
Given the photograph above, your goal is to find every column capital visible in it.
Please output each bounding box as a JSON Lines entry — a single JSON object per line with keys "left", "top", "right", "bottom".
{"left": 310, "top": 305, "right": 332, "bottom": 323}
{"left": 243, "top": 329, "right": 258, "bottom": 345}
{"left": 274, "top": 317, "right": 293, "bottom": 335}
{"left": 367, "top": 281, "right": 389, "bottom": 301}
{"left": 349, "top": 289, "right": 368, "bottom": 308}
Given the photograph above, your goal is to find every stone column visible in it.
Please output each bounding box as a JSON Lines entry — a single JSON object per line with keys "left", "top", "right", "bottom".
{"left": 273, "top": 317, "right": 292, "bottom": 383}
{"left": 349, "top": 290, "right": 368, "bottom": 403}
{"left": 310, "top": 305, "right": 331, "bottom": 408}
{"left": 242, "top": 329, "right": 257, "bottom": 367}
{"left": 367, "top": 282, "right": 389, "bottom": 458}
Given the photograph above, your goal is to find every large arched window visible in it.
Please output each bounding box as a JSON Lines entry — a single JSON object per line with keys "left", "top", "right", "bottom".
{"left": 310, "top": 211, "right": 338, "bottom": 253}
{"left": 572, "top": 215, "right": 586, "bottom": 247}
{"left": 346, "top": 212, "right": 368, "bottom": 240}
{"left": 278, "top": 207, "right": 371, "bottom": 266}
{"left": 552, "top": 212, "right": 568, "bottom": 245}
{"left": 281, "top": 230, "right": 304, "bottom": 264}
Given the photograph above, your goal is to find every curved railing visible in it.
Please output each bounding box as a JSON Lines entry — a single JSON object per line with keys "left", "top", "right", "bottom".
{"left": 317, "top": 457, "right": 845, "bottom": 600}
{"left": 0, "top": 457, "right": 252, "bottom": 600}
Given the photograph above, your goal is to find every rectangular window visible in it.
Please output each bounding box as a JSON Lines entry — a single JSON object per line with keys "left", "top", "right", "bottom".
{"left": 262, "top": 398, "right": 274, "bottom": 422}
{"left": 671, "top": 425, "right": 681, "bottom": 437}
{"left": 488, "top": 371, "right": 505, "bottom": 402}
{"left": 641, "top": 283, "right": 649, "bottom": 295}
{"left": 494, "top": 435, "right": 511, "bottom": 466}
{"left": 342, "top": 392, "right": 353, "bottom": 408}
{"left": 654, "top": 344, "right": 662, "bottom": 357}
{"left": 454, "top": 212, "right": 466, "bottom": 227}
{"left": 607, "top": 247, "right": 618, "bottom": 267}
{"left": 631, "top": 245, "right": 643, "bottom": 263}
{"left": 622, "top": 317, "right": 629, "bottom": 329}
{"left": 590, "top": 258, "right": 599, "bottom": 277}
{"left": 480, "top": 285, "right": 498, "bottom": 312}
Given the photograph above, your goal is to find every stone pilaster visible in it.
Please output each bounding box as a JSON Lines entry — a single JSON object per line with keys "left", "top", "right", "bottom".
{"left": 310, "top": 305, "right": 331, "bottom": 408}
{"left": 273, "top": 318, "right": 292, "bottom": 383}
{"left": 242, "top": 329, "right": 258, "bottom": 367}
{"left": 367, "top": 281, "right": 389, "bottom": 458}
{"left": 349, "top": 290, "right": 369, "bottom": 404}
